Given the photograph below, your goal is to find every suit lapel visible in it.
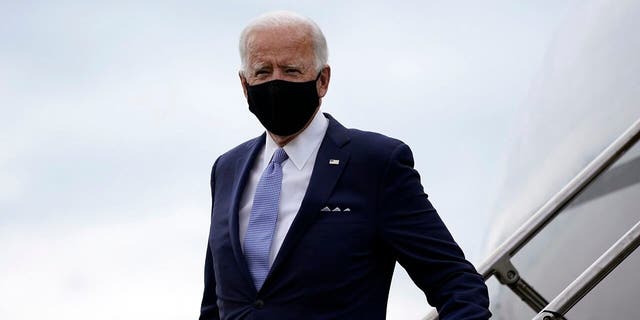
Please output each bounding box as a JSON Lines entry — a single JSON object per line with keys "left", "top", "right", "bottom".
{"left": 229, "top": 134, "right": 265, "bottom": 294}
{"left": 266, "top": 114, "right": 351, "bottom": 283}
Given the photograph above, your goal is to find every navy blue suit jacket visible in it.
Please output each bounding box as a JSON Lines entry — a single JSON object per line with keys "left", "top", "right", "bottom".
{"left": 200, "top": 114, "right": 490, "bottom": 319}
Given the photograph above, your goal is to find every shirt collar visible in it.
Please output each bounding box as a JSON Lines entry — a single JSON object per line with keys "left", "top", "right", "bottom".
{"left": 263, "top": 110, "right": 329, "bottom": 170}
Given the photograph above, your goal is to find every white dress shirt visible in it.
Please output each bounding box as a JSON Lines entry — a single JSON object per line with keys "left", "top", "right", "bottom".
{"left": 239, "top": 110, "right": 329, "bottom": 267}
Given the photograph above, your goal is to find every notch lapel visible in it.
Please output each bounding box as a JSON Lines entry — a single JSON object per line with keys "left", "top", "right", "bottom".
{"left": 266, "top": 114, "right": 351, "bottom": 284}
{"left": 228, "top": 134, "right": 265, "bottom": 294}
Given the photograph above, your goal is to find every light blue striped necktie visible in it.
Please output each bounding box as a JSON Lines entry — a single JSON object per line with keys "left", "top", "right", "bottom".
{"left": 244, "top": 147, "right": 288, "bottom": 290}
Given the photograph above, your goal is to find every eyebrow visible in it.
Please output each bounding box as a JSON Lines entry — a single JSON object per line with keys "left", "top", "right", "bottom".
{"left": 282, "top": 65, "right": 310, "bottom": 75}
{"left": 250, "top": 62, "right": 271, "bottom": 71}
{"left": 279, "top": 63, "right": 302, "bottom": 69}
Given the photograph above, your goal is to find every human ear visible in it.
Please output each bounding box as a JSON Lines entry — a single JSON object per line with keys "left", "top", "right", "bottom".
{"left": 239, "top": 71, "right": 248, "bottom": 99}
{"left": 316, "top": 65, "right": 331, "bottom": 98}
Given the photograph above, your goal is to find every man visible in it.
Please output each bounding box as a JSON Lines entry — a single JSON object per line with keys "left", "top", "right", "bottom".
{"left": 200, "top": 10, "right": 490, "bottom": 320}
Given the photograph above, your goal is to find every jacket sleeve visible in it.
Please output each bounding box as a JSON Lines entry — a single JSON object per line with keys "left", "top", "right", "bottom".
{"left": 377, "top": 143, "right": 491, "bottom": 320}
{"left": 200, "top": 161, "right": 221, "bottom": 320}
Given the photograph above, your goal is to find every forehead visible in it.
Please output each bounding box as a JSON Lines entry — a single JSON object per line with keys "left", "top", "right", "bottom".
{"left": 245, "top": 25, "right": 315, "bottom": 65}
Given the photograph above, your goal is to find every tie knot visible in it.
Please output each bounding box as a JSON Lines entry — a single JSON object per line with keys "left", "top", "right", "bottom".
{"left": 271, "top": 148, "right": 288, "bottom": 165}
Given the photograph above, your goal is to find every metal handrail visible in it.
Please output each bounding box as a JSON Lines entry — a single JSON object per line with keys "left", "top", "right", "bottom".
{"left": 423, "top": 118, "right": 640, "bottom": 320}
{"left": 532, "top": 220, "right": 640, "bottom": 320}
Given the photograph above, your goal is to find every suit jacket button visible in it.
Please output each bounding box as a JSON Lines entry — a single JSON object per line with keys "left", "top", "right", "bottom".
{"left": 253, "top": 299, "right": 264, "bottom": 309}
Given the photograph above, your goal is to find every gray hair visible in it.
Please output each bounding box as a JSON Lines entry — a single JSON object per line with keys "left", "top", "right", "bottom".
{"left": 239, "top": 11, "right": 328, "bottom": 74}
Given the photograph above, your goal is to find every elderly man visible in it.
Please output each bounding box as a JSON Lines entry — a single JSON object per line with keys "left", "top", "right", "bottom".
{"left": 200, "top": 11, "right": 490, "bottom": 320}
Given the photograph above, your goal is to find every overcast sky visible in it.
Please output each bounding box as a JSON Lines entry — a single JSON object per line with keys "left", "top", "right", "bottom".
{"left": 0, "top": 1, "right": 578, "bottom": 319}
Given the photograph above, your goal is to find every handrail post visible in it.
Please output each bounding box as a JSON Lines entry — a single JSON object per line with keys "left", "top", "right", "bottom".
{"left": 493, "top": 257, "right": 548, "bottom": 312}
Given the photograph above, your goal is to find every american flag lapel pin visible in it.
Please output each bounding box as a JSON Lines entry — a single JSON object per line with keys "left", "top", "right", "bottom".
{"left": 329, "top": 159, "right": 340, "bottom": 165}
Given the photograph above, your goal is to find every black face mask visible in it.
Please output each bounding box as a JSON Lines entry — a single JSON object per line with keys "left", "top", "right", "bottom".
{"left": 246, "top": 74, "right": 321, "bottom": 136}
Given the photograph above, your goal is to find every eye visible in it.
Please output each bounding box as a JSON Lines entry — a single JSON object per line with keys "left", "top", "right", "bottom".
{"left": 254, "top": 68, "right": 272, "bottom": 77}
{"left": 285, "top": 68, "right": 301, "bottom": 74}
